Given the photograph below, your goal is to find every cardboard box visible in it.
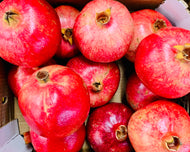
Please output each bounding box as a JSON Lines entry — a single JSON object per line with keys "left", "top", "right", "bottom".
{"left": 0, "top": 59, "right": 14, "bottom": 127}
{"left": 0, "top": 0, "right": 190, "bottom": 151}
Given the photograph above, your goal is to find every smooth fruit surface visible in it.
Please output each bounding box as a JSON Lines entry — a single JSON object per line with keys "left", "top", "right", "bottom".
{"left": 128, "top": 100, "right": 190, "bottom": 152}
{"left": 67, "top": 55, "right": 120, "bottom": 107}
{"left": 8, "top": 59, "right": 56, "bottom": 97}
{"left": 8, "top": 66, "right": 38, "bottom": 97}
{"left": 125, "top": 9, "right": 172, "bottom": 62}
{"left": 135, "top": 27, "right": 190, "bottom": 98}
{"left": 30, "top": 124, "right": 86, "bottom": 152}
{"left": 55, "top": 5, "right": 80, "bottom": 59}
{"left": 126, "top": 72, "right": 160, "bottom": 111}
{"left": 73, "top": 0, "right": 134, "bottom": 63}
{"left": 87, "top": 102, "right": 133, "bottom": 152}
{"left": 0, "top": 0, "right": 61, "bottom": 67}
{"left": 18, "top": 65, "right": 90, "bottom": 138}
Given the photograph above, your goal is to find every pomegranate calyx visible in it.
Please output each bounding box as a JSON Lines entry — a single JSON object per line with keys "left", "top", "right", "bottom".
{"left": 4, "top": 11, "right": 18, "bottom": 26}
{"left": 96, "top": 8, "right": 111, "bottom": 25}
{"left": 92, "top": 81, "right": 103, "bottom": 92}
{"left": 36, "top": 71, "right": 49, "bottom": 83}
{"left": 61, "top": 28, "right": 73, "bottom": 45}
{"left": 115, "top": 125, "right": 128, "bottom": 142}
{"left": 165, "top": 136, "right": 181, "bottom": 151}
{"left": 174, "top": 43, "right": 190, "bottom": 62}
{"left": 153, "top": 19, "right": 167, "bottom": 32}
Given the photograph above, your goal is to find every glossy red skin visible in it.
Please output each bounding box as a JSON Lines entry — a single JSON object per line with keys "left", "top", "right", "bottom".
{"left": 73, "top": 0, "right": 134, "bottom": 63}
{"left": 0, "top": 0, "right": 61, "bottom": 67}
{"left": 87, "top": 102, "right": 133, "bottom": 152}
{"left": 135, "top": 27, "right": 190, "bottom": 99}
{"left": 30, "top": 124, "right": 86, "bottom": 152}
{"left": 126, "top": 73, "right": 161, "bottom": 111}
{"left": 8, "top": 59, "right": 56, "bottom": 97}
{"left": 125, "top": 9, "right": 172, "bottom": 62}
{"left": 18, "top": 65, "right": 90, "bottom": 138}
{"left": 55, "top": 5, "right": 80, "bottom": 59}
{"left": 8, "top": 66, "right": 38, "bottom": 98}
{"left": 128, "top": 100, "right": 190, "bottom": 152}
{"left": 67, "top": 55, "right": 120, "bottom": 107}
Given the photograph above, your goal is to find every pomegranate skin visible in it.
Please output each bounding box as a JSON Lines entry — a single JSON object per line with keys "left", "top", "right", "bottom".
{"left": 135, "top": 27, "right": 190, "bottom": 98}
{"left": 125, "top": 9, "right": 172, "bottom": 62}
{"left": 30, "top": 124, "right": 86, "bottom": 152}
{"left": 18, "top": 65, "right": 90, "bottom": 138}
{"left": 87, "top": 102, "right": 133, "bottom": 152}
{"left": 128, "top": 100, "right": 190, "bottom": 152}
{"left": 8, "top": 66, "right": 38, "bottom": 97}
{"left": 126, "top": 72, "right": 161, "bottom": 111}
{"left": 8, "top": 59, "right": 56, "bottom": 97}
{"left": 67, "top": 55, "right": 120, "bottom": 107}
{"left": 55, "top": 5, "right": 80, "bottom": 59}
{"left": 73, "top": 0, "right": 134, "bottom": 63}
{"left": 0, "top": 0, "right": 61, "bottom": 67}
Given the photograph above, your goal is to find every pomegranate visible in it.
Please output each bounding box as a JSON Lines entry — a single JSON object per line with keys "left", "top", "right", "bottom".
{"left": 128, "top": 100, "right": 190, "bottom": 152}
{"left": 73, "top": 0, "right": 134, "bottom": 63}
{"left": 8, "top": 66, "right": 38, "bottom": 97}
{"left": 0, "top": 0, "right": 61, "bottom": 67}
{"left": 18, "top": 65, "right": 90, "bottom": 138}
{"left": 87, "top": 102, "right": 133, "bottom": 152}
{"left": 55, "top": 5, "right": 80, "bottom": 59}
{"left": 126, "top": 72, "right": 161, "bottom": 111}
{"left": 135, "top": 27, "right": 190, "bottom": 98}
{"left": 30, "top": 124, "right": 86, "bottom": 152}
{"left": 125, "top": 9, "right": 172, "bottom": 62}
{"left": 67, "top": 55, "right": 120, "bottom": 107}
{"left": 8, "top": 59, "right": 56, "bottom": 97}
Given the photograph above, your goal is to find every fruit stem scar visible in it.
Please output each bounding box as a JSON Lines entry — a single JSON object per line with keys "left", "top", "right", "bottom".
{"left": 4, "top": 11, "right": 18, "bottom": 25}
{"left": 36, "top": 71, "right": 49, "bottom": 83}
{"left": 174, "top": 43, "right": 190, "bottom": 61}
{"left": 115, "top": 125, "right": 128, "bottom": 141}
{"left": 92, "top": 81, "right": 103, "bottom": 92}
{"left": 165, "top": 136, "right": 181, "bottom": 151}
{"left": 96, "top": 7, "right": 111, "bottom": 25}
{"left": 153, "top": 19, "right": 167, "bottom": 32}
{"left": 61, "top": 28, "right": 73, "bottom": 45}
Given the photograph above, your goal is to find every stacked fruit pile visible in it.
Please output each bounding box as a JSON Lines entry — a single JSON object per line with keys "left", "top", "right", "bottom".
{"left": 0, "top": 0, "right": 190, "bottom": 152}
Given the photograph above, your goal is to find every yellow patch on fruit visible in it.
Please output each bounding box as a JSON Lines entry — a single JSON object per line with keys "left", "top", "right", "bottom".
{"left": 174, "top": 43, "right": 190, "bottom": 61}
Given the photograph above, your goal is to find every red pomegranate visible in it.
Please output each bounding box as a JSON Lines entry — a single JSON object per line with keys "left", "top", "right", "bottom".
{"left": 30, "top": 124, "right": 86, "bottom": 152}
{"left": 0, "top": 0, "right": 61, "bottom": 67}
{"left": 73, "top": 0, "right": 134, "bottom": 63}
{"left": 8, "top": 66, "right": 38, "bottom": 97}
{"left": 135, "top": 27, "right": 190, "bottom": 99}
{"left": 67, "top": 55, "right": 120, "bottom": 107}
{"left": 128, "top": 100, "right": 190, "bottom": 152}
{"left": 18, "top": 65, "right": 90, "bottom": 138}
{"left": 87, "top": 102, "right": 134, "bottom": 152}
{"left": 125, "top": 9, "right": 172, "bottom": 62}
{"left": 126, "top": 72, "right": 161, "bottom": 111}
{"left": 55, "top": 5, "right": 80, "bottom": 59}
{"left": 8, "top": 59, "right": 56, "bottom": 97}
